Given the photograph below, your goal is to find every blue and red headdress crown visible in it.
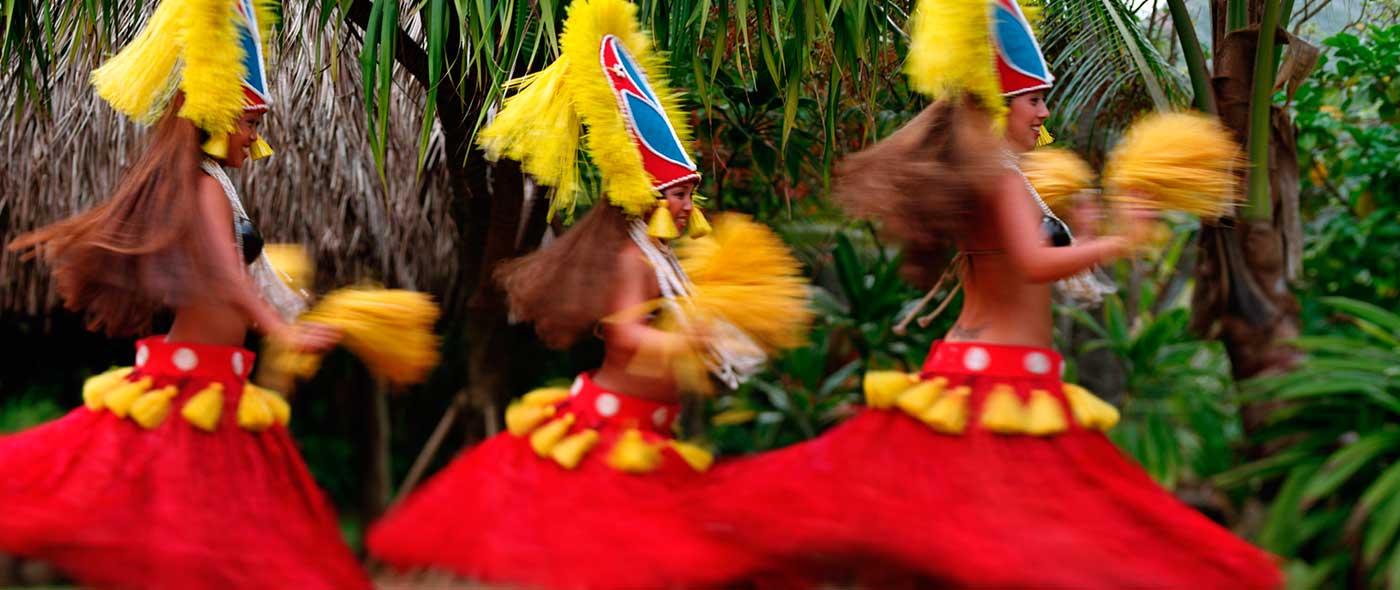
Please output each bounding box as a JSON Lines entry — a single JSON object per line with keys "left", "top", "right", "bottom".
{"left": 479, "top": 0, "right": 704, "bottom": 237}
{"left": 91, "top": 0, "right": 277, "bottom": 160}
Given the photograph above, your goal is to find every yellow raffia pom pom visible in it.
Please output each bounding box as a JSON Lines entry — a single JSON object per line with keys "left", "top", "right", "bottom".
{"left": 181, "top": 382, "right": 225, "bottom": 433}
{"left": 863, "top": 371, "right": 921, "bottom": 410}
{"left": 676, "top": 214, "right": 814, "bottom": 353}
{"left": 530, "top": 414, "right": 576, "bottom": 457}
{"left": 263, "top": 244, "right": 313, "bottom": 292}
{"left": 105, "top": 377, "right": 154, "bottom": 418}
{"left": 237, "top": 386, "right": 277, "bottom": 432}
{"left": 1021, "top": 148, "right": 1095, "bottom": 216}
{"left": 130, "top": 386, "right": 179, "bottom": 430}
{"left": 551, "top": 429, "right": 601, "bottom": 470}
{"left": 1064, "top": 384, "right": 1120, "bottom": 431}
{"left": 668, "top": 440, "right": 715, "bottom": 472}
{"left": 297, "top": 288, "right": 442, "bottom": 386}
{"left": 1102, "top": 112, "right": 1245, "bottom": 219}
{"left": 83, "top": 367, "right": 134, "bottom": 411}
{"left": 905, "top": 0, "right": 1006, "bottom": 127}
{"left": 895, "top": 378, "right": 947, "bottom": 416}
{"left": 919, "top": 385, "right": 971, "bottom": 434}
{"left": 608, "top": 429, "right": 663, "bottom": 473}
{"left": 1024, "top": 389, "right": 1069, "bottom": 435}
{"left": 478, "top": 0, "right": 694, "bottom": 219}
{"left": 979, "top": 384, "right": 1028, "bottom": 434}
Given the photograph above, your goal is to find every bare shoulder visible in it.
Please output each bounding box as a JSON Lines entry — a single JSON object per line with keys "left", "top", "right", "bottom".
{"left": 196, "top": 173, "right": 232, "bottom": 211}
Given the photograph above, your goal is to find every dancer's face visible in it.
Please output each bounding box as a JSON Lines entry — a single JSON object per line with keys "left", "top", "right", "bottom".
{"left": 224, "top": 111, "right": 265, "bottom": 169}
{"left": 1005, "top": 91, "right": 1050, "bottom": 153}
{"left": 662, "top": 182, "right": 696, "bottom": 233}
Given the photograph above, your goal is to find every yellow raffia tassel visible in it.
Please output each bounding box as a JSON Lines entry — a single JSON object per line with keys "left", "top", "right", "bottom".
{"left": 248, "top": 136, "right": 275, "bottom": 160}
{"left": 1021, "top": 148, "right": 1095, "bottom": 216}
{"left": 1102, "top": 112, "right": 1245, "bottom": 219}
{"left": 863, "top": 371, "right": 920, "bottom": 410}
{"left": 530, "top": 414, "right": 576, "bottom": 457}
{"left": 675, "top": 214, "right": 814, "bottom": 353}
{"left": 895, "top": 378, "right": 948, "bottom": 416}
{"left": 523, "top": 387, "right": 570, "bottom": 407}
{"left": 608, "top": 428, "right": 663, "bottom": 473}
{"left": 83, "top": 367, "right": 134, "bottom": 411}
{"left": 979, "top": 385, "right": 1028, "bottom": 434}
{"left": 202, "top": 133, "right": 230, "bottom": 159}
{"left": 237, "top": 386, "right": 277, "bottom": 432}
{"left": 905, "top": 0, "right": 1006, "bottom": 127}
{"left": 647, "top": 205, "right": 681, "bottom": 240}
{"left": 919, "top": 386, "right": 971, "bottom": 434}
{"left": 181, "top": 382, "right": 225, "bottom": 433}
{"left": 104, "top": 377, "right": 155, "bottom": 418}
{"left": 263, "top": 244, "right": 313, "bottom": 292}
{"left": 550, "top": 429, "right": 601, "bottom": 470}
{"left": 1024, "top": 389, "right": 1069, "bottom": 435}
{"left": 1036, "top": 125, "right": 1055, "bottom": 147}
{"left": 294, "top": 288, "right": 442, "bottom": 386}
{"left": 477, "top": 0, "right": 693, "bottom": 219}
{"left": 130, "top": 386, "right": 179, "bottom": 430}
{"left": 1064, "top": 384, "right": 1120, "bottom": 431}
{"left": 668, "top": 440, "right": 715, "bottom": 472}
{"left": 687, "top": 207, "right": 712, "bottom": 238}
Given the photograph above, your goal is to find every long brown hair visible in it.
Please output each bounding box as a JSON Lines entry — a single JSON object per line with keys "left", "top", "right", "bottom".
{"left": 833, "top": 99, "right": 1004, "bottom": 286}
{"left": 495, "top": 201, "right": 633, "bottom": 349}
{"left": 8, "top": 99, "right": 229, "bottom": 336}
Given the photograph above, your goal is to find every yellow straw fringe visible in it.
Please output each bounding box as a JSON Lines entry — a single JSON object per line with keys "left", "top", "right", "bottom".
{"left": 530, "top": 414, "right": 576, "bottom": 457}
{"left": 104, "top": 377, "right": 155, "bottom": 419}
{"left": 1021, "top": 148, "right": 1096, "bottom": 216}
{"left": 862, "top": 371, "right": 1116, "bottom": 435}
{"left": 551, "top": 430, "right": 601, "bottom": 470}
{"left": 668, "top": 440, "right": 715, "bottom": 472}
{"left": 1102, "top": 112, "right": 1245, "bottom": 219}
{"left": 905, "top": 0, "right": 1006, "bottom": 127}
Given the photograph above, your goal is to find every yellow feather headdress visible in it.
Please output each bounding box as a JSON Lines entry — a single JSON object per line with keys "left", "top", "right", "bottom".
{"left": 478, "top": 0, "right": 699, "bottom": 222}
{"left": 905, "top": 0, "right": 1055, "bottom": 129}
{"left": 91, "top": 0, "right": 279, "bottom": 159}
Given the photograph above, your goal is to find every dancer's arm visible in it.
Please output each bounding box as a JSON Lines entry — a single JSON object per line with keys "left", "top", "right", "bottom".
{"left": 599, "top": 244, "right": 691, "bottom": 359}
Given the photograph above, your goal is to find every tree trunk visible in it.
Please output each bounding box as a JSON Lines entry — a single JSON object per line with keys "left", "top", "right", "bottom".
{"left": 1191, "top": 17, "right": 1303, "bottom": 422}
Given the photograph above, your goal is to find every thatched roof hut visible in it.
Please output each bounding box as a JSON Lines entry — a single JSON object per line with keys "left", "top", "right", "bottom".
{"left": 1, "top": 3, "right": 459, "bottom": 318}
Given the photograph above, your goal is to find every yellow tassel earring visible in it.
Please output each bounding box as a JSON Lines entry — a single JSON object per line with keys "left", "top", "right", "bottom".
{"left": 202, "top": 133, "right": 230, "bottom": 159}
{"left": 647, "top": 202, "right": 680, "bottom": 240}
{"left": 687, "top": 207, "right": 712, "bottom": 238}
{"left": 249, "top": 136, "right": 275, "bottom": 160}
{"left": 1036, "top": 125, "right": 1055, "bottom": 147}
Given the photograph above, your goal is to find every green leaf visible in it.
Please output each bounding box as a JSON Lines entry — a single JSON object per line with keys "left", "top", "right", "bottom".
{"left": 1301, "top": 430, "right": 1400, "bottom": 507}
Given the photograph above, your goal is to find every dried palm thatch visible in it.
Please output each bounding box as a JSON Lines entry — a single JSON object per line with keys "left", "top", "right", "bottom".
{"left": 1, "top": 1, "right": 459, "bottom": 318}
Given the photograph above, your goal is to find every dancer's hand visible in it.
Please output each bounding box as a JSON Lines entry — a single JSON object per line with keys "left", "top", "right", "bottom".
{"left": 271, "top": 321, "right": 342, "bottom": 353}
{"left": 1107, "top": 199, "right": 1161, "bottom": 256}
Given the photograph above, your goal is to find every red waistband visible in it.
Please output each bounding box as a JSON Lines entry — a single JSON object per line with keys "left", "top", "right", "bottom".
{"left": 559, "top": 372, "right": 679, "bottom": 435}
{"left": 134, "top": 336, "right": 255, "bottom": 382}
{"left": 921, "top": 340, "right": 1064, "bottom": 380}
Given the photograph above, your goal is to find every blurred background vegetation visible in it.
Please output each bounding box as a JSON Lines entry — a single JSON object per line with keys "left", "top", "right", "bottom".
{"left": 2, "top": 0, "right": 1397, "bottom": 587}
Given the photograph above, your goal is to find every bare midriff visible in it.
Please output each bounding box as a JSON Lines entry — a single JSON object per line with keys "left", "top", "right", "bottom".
{"left": 949, "top": 225, "right": 1054, "bottom": 348}
{"left": 167, "top": 302, "right": 249, "bottom": 347}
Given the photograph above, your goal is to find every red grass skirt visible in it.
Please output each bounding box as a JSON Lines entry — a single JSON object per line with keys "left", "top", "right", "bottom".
{"left": 698, "top": 341, "right": 1284, "bottom": 589}
{"left": 0, "top": 337, "right": 369, "bottom": 590}
{"left": 368, "top": 372, "right": 763, "bottom": 589}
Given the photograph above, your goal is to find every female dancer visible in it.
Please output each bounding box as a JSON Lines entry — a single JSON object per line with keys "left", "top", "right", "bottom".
{"left": 367, "top": 0, "right": 807, "bottom": 587}
{"left": 1, "top": 1, "right": 369, "bottom": 588}
{"left": 700, "top": 0, "right": 1283, "bottom": 587}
